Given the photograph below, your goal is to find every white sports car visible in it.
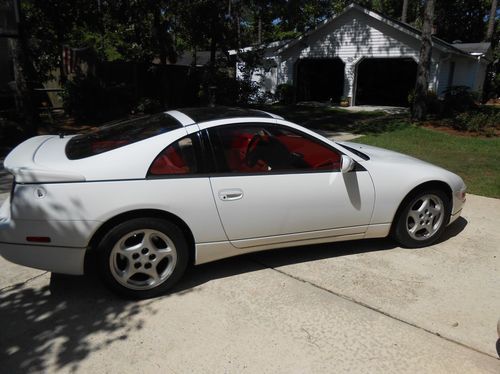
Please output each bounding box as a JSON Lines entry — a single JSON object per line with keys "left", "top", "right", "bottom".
{"left": 0, "top": 107, "right": 466, "bottom": 298}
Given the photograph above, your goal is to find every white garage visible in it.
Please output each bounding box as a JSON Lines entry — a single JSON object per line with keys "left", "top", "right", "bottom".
{"left": 236, "top": 3, "right": 491, "bottom": 107}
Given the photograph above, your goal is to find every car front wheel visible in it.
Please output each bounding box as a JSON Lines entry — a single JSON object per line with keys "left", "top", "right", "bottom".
{"left": 97, "top": 218, "right": 188, "bottom": 299}
{"left": 393, "top": 189, "right": 451, "bottom": 248}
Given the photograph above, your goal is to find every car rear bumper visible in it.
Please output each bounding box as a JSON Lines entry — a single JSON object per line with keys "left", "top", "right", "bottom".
{"left": 0, "top": 197, "right": 86, "bottom": 275}
{"left": 0, "top": 240, "right": 86, "bottom": 275}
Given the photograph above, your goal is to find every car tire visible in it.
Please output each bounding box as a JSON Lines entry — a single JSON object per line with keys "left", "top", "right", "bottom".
{"left": 392, "top": 189, "right": 451, "bottom": 248}
{"left": 97, "top": 217, "right": 189, "bottom": 299}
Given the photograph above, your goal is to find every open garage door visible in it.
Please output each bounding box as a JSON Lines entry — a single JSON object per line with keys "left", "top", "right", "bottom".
{"left": 355, "top": 58, "right": 417, "bottom": 106}
{"left": 296, "top": 58, "right": 345, "bottom": 103}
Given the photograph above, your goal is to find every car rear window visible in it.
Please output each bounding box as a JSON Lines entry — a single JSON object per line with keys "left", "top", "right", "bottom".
{"left": 65, "top": 113, "right": 182, "bottom": 159}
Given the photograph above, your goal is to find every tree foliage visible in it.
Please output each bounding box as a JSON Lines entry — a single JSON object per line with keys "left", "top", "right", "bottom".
{"left": 10, "top": 0, "right": 498, "bottom": 104}
{"left": 434, "top": 0, "right": 491, "bottom": 43}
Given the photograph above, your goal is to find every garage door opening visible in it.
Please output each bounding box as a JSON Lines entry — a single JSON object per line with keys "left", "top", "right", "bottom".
{"left": 355, "top": 58, "right": 417, "bottom": 106}
{"left": 296, "top": 58, "right": 345, "bottom": 103}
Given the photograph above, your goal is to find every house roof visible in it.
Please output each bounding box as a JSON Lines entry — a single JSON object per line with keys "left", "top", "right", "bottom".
{"left": 275, "top": 3, "right": 479, "bottom": 59}
{"left": 228, "top": 39, "right": 292, "bottom": 56}
{"left": 452, "top": 42, "right": 491, "bottom": 56}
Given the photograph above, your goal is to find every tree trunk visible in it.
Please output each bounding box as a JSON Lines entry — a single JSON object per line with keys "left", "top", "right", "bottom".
{"left": 257, "top": 15, "right": 262, "bottom": 45}
{"left": 210, "top": 34, "right": 217, "bottom": 66}
{"left": 153, "top": 6, "right": 167, "bottom": 108}
{"left": 236, "top": 11, "right": 241, "bottom": 49}
{"left": 486, "top": 0, "right": 498, "bottom": 41}
{"left": 208, "top": 30, "right": 217, "bottom": 107}
{"left": 412, "top": 0, "right": 434, "bottom": 121}
{"left": 402, "top": 0, "right": 409, "bottom": 23}
{"left": 153, "top": 6, "right": 167, "bottom": 65}
{"left": 9, "top": 0, "right": 38, "bottom": 136}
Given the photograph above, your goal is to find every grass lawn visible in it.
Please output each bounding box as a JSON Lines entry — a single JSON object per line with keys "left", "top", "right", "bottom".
{"left": 354, "top": 126, "right": 500, "bottom": 198}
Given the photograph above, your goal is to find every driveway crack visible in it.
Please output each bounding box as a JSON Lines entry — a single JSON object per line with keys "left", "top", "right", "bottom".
{"left": 250, "top": 256, "right": 499, "bottom": 360}
{"left": 0, "top": 271, "right": 49, "bottom": 292}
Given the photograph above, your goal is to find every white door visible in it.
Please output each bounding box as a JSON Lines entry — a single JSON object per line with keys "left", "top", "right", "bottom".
{"left": 208, "top": 123, "right": 375, "bottom": 248}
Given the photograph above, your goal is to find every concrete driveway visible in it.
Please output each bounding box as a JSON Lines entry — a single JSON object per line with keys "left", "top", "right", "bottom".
{"left": 0, "top": 193, "right": 499, "bottom": 373}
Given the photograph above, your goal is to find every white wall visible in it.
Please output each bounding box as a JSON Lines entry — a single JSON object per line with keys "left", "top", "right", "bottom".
{"left": 435, "top": 56, "right": 488, "bottom": 96}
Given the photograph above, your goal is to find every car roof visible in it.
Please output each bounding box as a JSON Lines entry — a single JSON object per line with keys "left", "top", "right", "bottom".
{"left": 167, "top": 106, "right": 283, "bottom": 126}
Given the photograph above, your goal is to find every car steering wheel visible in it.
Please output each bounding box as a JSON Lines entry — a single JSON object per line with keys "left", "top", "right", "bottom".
{"left": 245, "top": 134, "right": 263, "bottom": 167}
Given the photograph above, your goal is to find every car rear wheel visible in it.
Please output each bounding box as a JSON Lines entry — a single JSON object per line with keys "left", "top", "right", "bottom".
{"left": 393, "top": 189, "right": 451, "bottom": 248}
{"left": 97, "top": 218, "right": 188, "bottom": 299}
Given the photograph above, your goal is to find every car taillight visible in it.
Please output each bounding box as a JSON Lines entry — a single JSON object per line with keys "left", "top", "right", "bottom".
{"left": 26, "top": 236, "right": 51, "bottom": 243}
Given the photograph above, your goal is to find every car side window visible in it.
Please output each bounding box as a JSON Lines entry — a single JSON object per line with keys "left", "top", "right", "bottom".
{"left": 211, "top": 124, "right": 341, "bottom": 173}
{"left": 149, "top": 135, "right": 198, "bottom": 175}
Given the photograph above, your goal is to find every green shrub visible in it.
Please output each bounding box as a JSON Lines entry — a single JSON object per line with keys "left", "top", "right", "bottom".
{"left": 61, "top": 73, "right": 102, "bottom": 120}
{"left": 408, "top": 90, "right": 441, "bottom": 114}
{"left": 357, "top": 116, "right": 411, "bottom": 134}
{"left": 451, "top": 108, "right": 500, "bottom": 135}
{"left": 442, "top": 86, "right": 478, "bottom": 115}
{"left": 61, "top": 72, "right": 135, "bottom": 121}
{"left": 0, "top": 117, "right": 25, "bottom": 147}
{"left": 275, "top": 83, "right": 294, "bottom": 104}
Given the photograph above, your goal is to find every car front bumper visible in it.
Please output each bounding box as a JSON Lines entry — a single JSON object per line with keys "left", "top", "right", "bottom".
{"left": 449, "top": 208, "right": 463, "bottom": 225}
{"left": 0, "top": 197, "right": 86, "bottom": 275}
{"left": 449, "top": 186, "right": 467, "bottom": 225}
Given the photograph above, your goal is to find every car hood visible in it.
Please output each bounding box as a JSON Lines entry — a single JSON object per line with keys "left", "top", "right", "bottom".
{"left": 338, "top": 141, "right": 431, "bottom": 166}
{"left": 338, "top": 141, "right": 466, "bottom": 194}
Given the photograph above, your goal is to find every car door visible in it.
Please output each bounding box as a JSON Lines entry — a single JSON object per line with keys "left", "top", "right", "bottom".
{"left": 145, "top": 129, "right": 229, "bottom": 244}
{"left": 206, "top": 122, "right": 375, "bottom": 248}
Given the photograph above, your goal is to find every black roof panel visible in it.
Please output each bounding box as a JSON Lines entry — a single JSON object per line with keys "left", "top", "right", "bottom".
{"left": 179, "top": 106, "right": 274, "bottom": 123}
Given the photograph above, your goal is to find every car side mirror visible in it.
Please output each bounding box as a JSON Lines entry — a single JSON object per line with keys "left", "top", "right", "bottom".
{"left": 340, "top": 155, "right": 355, "bottom": 173}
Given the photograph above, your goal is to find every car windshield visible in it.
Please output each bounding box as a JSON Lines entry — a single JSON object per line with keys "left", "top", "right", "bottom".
{"left": 65, "top": 112, "right": 182, "bottom": 159}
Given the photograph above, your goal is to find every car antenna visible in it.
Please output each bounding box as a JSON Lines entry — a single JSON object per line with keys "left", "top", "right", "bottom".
{"left": 59, "top": 132, "right": 65, "bottom": 139}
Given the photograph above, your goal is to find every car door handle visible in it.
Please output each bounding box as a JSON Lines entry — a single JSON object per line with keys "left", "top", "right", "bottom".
{"left": 218, "top": 189, "right": 244, "bottom": 201}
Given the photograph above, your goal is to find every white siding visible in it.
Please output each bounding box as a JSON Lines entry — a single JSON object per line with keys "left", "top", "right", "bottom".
{"left": 278, "top": 10, "right": 439, "bottom": 101}
{"left": 435, "top": 56, "right": 488, "bottom": 96}
{"left": 436, "top": 58, "right": 451, "bottom": 95}
{"left": 452, "top": 57, "right": 488, "bottom": 93}
{"left": 453, "top": 57, "right": 475, "bottom": 88}
{"left": 472, "top": 60, "right": 488, "bottom": 92}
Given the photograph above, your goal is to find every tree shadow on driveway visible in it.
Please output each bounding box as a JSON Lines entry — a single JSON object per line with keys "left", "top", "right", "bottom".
{"left": 0, "top": 273, "right": 158, "bottom": 373}
{"left": 0, "top": 218, "right": 467, "bottom": 372}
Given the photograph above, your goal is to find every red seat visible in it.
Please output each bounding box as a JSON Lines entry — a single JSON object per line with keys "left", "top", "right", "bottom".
{"left": 150, "top": 146, "right": 189, "bottom": 175}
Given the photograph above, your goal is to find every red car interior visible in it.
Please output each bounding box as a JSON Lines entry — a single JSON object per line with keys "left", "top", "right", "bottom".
{"left": 149, "top": 144, "right": 190, "bottom": 175}
{"left": 221, "top": 127, "right": 341, "bottom": 172}
{"left": 149, "top": 126, "right": 342, "bottom": 175}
